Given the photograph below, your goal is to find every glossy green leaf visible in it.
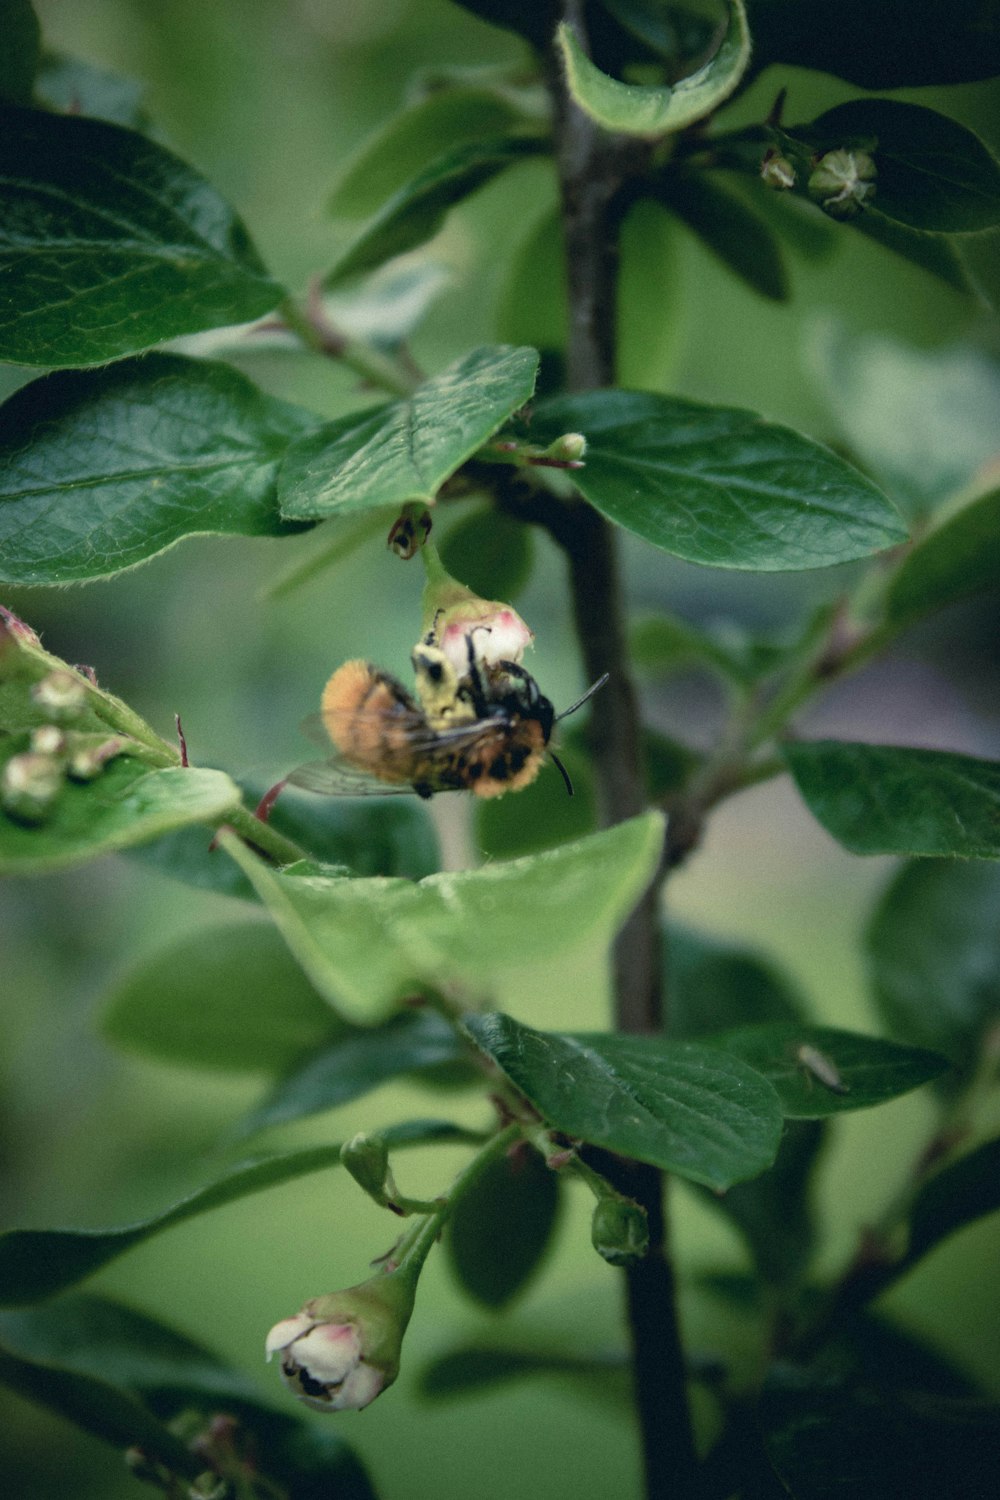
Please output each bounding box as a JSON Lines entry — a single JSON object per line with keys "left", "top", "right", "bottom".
{"left": 221, "top": 813, "right": 664, "bottom": 1024}
{"left": 531, "top": 390, "right": 906, "bottom": 570}
{"left": 785, "top": 740, "right": 1000, "bottom": 859}
{"left": 446, "top": 1147, "right": 560, "bottom": 1307}
{"left": 659, "top": 171, "right": 788, "bottom": 301}
{"left": 666, "top": 925, "right": 806, "bottom": 1041}
{"left": 0, "top": 354, "right": 314, "bottom": 584}
{"left": 808, "top": 100, "right": 1000, "bottom": 234}
{"left": 33, "top": 51, "right": 148, "bottom": 128}
{"left": 747, "top": 0, "right": 1000, "bottom": 87}
{"left": 238, "top": 1011, "right": 469, "bottom": 1137}
{"left": 440, "top": 505, "right": 534, "bottom": 602}
{"left": 328, "top": 86, "right": 536, "bottom": 220}
{"left": 908, "top": 1137, "right": 1000, "bottom": 1264}
{"left": 0, "top": 0, "right": 40, "bottom": 104}
{"left": 888, "top": 489, "right": 1000, "bottom": 625}
{"left": 102, "top": 922, "right": 343, "bottom": 1073}
{"left": 866, "top": 860, "right": 1000, "bottom": 1075}
{"left": 0, "top": 1341, "right": 204, "bottom": 1481}
{"left": 132, "top": 784, "right": 440, "bottom": 899}
{"left": 0, "top": 107, "right": 282, "bottom": 367}
{"left": 0, "top": 1295, "right": 377, "bottom": 1499}
{"left": 324, "top": 134, "right": 544, "bottom": 287}
{"left": 810, "top": 326, "right": 1000, "bottom": 517}
{"left": 0, "top": 755, "right": 242, "bottom": 875}
{"left": 556, "top": 3, "right": 750, "bottom": 137}
{"left": 0, "top": 1120, "right": 468, "bottom": 1305}
{"left": 465, "top": 1013, "right": 783, "bottom": 1189}
{"left": 712, "top": 1023, "right": 948, "bottom": 1117}
{"left": 279, "top": 345, "right": 538, "bottom": 520}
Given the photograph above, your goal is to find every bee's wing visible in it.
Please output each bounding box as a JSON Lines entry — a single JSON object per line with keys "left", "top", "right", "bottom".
{"left": 286, "top": 759, "right": 419, "bottom": 798}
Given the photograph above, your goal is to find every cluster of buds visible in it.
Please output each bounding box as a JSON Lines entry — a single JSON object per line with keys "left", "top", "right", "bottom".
{"left": 808, "top": 147, "right": 877, "bottom": 219}
{"left": 1, "top": 668, "right": 126, "bottom": 825}
{"left": 266, "top": 1266, "right": 418, "bottom": 1413}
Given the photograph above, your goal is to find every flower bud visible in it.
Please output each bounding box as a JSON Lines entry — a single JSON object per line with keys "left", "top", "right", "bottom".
{"left": 30, "top": 669, "right": 89, "bottom": 724}
{"left": 2, "top": 751, "right": 64, "bottom": 824}
{"left": 66, "top": 735, "right": 125, "bottom": 783}
{"left": 808, "top": 148, "right": 876, "bottom": 219}
{"left": 266, "top": 1268, "right": 417, "bottom": 1413}
{"left": 760, "top": 148, "right": 796, "bottom": 190}
{"left": 340, "top": 1132, "right": 391, "bottom": 1203}
{"left": 421, "top": 543, "right": 533, "bottom": 677}
{"left": 543, "top": 431, "right": 587, "bottom": 465}
{"left": 30, "top": 725, "right": 67, "bottom": 757}
{"left": 591, "top": 1195, "right": 650, "bottom": 1267}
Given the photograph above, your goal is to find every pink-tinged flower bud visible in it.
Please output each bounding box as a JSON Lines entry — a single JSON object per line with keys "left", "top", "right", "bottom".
{"left": 421, "top": 542, "right": 533, "bottom": 677}
{"left": 266, "top": 1268, "right": 417, "bottom": 1413}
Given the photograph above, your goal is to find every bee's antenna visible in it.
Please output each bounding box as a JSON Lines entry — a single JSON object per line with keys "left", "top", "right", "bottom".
{"left": 550, "top": 750, "right": 574, "bottom": 797}
{"left": 556, "top": 672, "right": 610, "bottom": 721}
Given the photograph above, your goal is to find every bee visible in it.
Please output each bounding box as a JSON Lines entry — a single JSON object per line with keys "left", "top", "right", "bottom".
{"left": 285, "top": 634, "right": 607, "bottom": 801}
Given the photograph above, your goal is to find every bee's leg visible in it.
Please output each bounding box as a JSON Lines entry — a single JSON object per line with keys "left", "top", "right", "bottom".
{"left": 462, "top": 634, "right": 491, "bottom": 716}
{"left": 422, "top": 608, "right": 445, "bottom": 646}
{"left": 413, "top": 782, "right": 435, "bottom": 800}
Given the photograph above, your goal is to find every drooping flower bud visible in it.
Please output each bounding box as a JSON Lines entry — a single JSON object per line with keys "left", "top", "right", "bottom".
{"left": 591, "top": 1194, "right": 650, "bottom": 1267}
{"left": 30, "top": 669, "right": 89, "bottom": 724}
{"left": 2, "top": 751, "right": 64, "bottom": 824}
{"left": 266, "top": 1267, "right": 417, "bottom": 1413}
{"left": 760, "top": 148, "right": 796, "bottom": 190}
{"left": 340, "top": 1132, "right": 391, "bottom": 1204}
{"left": 420, "top": 542, "right": 532, "bottom": 677}
{"left": 808, "top": 148, "right": 876, "bottom": 219}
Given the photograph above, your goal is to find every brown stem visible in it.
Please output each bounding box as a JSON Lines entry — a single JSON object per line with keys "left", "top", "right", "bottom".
{"left": 549, "top": 7, "right": 697, "bottom": 1494}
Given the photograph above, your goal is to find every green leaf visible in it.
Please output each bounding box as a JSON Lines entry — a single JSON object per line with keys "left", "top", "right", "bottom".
{"left": 279, "top": 345, "right": 538, "bottom": 520}
{"left": 746, "top": 0, "right": 1000, "bottom": 88}
{"left": 659, "top": 171, "right": 788, "bottom": 302}
{"left": 556, "top": 3, "right": 750, "bottom": 137}
{"left": 0, "top": 755, "right": 242, "bottom": 875}
{"left": 629, "top": 613, "right": 748, "bottom": 682}
{"left": 221, "top": 813, "right": 664, "bottom": 1024}
{"left": 420, "top": 1343, "right": 628, "bottom": 1402}
{"left": 666, "top": 925, "right": 806, "bottom": 1041}
{"left": 33, "top": 51, "right": 148, "bottom": 128}
{"left": 449, "top": 0, "right": 552, "bottom": 49}
{"left": 888, "top": 488, "right": 1000, "bottom": 626}
{"left": 0, "top": 354, "right": 314, "bottom": 584}
{"left": 132, "top": 785, "right": 440, "bottom": 899}
{"left": 0, "top": 107, "right": 283, "bottom": 367}
{"left": 849, "top": 206, "right": 975, "bottom": 296}
{"left": 531, "top": 390, "right": 906, "bottom": 570}
{"left": 810, "top": 325, "right": 1000, "bottom": 517}
{"left": 328, "top": 85, "right": 537, "bottom": 220}
{"left": 0, "top": 1120, "right": 469, "bottom": 1305}
{"left": 760, "top": 1367, "right": 1000, "bottom": 1500}
{"left": 446, "top": 1147, "right": 560, "bottom": 1307}
{"left": 711, "top": 1023, "right": 948, "bottom": 1117}
{"left": 0, "top": 1340, "right": 204, "bottom": 1481}
{"left": 474, "top": 741, "right": 596, "bottom": 859}
{"left": 697, "top": 1120, "right": 825, "bottom": 1285}
{"left": 0, "top": 1295, "right": 377, "bottom": 1500}
{"left": 908, "top": 1137, "right": 1000, "bottom": 1264}
{"left": 807, "top": 100, "right": 1000, "bottom": 234}
{"left": 102, "top": 922, "right": 343, "bottom": 1073}
{"left": 324, "top": 134, "right": 544, "bottom": 287}
{"left": 0, "top": 0, "right": 40, "bottom": 104}
{"left": 238, "top": 1011, "right": 469, "bottom": 1137}
{"left": 440, "top": 505, "right": 534, "bottom": 602}
{"left": 866, "top": 860, "right": 1000, "bottom": 1075}
{"left": 465, "top": 1013, "right": 783, "bottom": 1190}
{"left": 784, "top": 740, "right": 1000, "bottom": 859}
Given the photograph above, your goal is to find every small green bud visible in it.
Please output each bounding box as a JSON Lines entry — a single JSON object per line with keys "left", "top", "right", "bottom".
{"left": 808, "top": 148, "right": 876, "bottom": 220}
{"left": 760, "top": 148, "right": 796, "bottom": 190}
{"left": 30, "top": 669, "right": 89, "bottom": 724}
{"left": 544, "top": 431, "right": 587, "bottom": 465}
{"left": 341, "top": 1132, "right": 391, "bottom": 1203}
{"left": 2, "top": 751, "right": 64, "bottom": 824}
{"left": 189, "top": 1474, "right": 227, "bottom": 1500}
{"left": 591, "top": 1195, "right": 650, "bottom": 1267}
{"left": 66, "top": 735, "right": 125, "bottom": 782}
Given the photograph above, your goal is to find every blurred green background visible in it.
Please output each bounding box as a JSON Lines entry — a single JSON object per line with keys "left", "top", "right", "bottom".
{"left": 2, "top": 2, "right": 999, "bottom": 1496}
